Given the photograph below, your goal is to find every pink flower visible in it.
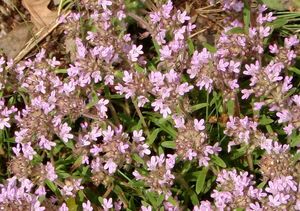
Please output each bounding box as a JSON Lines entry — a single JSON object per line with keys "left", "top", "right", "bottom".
{"left": 276, "top": 110, "right": 291, "bottom": 123}
{"left": 162, "top": 0, "right": 173, "bottom": 18}
{"left": 151, "top": 99, "right": 171, "bottom": 118}
{"left": 39, "top": 135, "right": 56, "bottom": 150}
{"left": 0, "top": 117, "right": 10, "bottom": 129}
{"left": 59, "top": 123, "right": 74, "bottom": 142}
{"left": 133, "top": 130, "right": 145, "bottom": 142}
{"left": 217, "top": 59, "right": 229, "bottom": 72}
{"left": 104, "top": 75, "right": 114, "bottom": 85}
{"left": 96, "top": 98, "right": 109, "bottom": 118}
{"left": 141, "top": 205, "right": 152, "bottom": 211}
{"left": 186, "top": 149, "right": 197, "bottom": 160}
{"left": 75, "top": 38, "right": 86, "bottom": 58}
{"left": 35, "top": 186, "right": 46, "bottom": 196}
{"left": 47, "top": 57, "right": 60, "bottom": 68}
{"left": 228, "top": 79, "right": 239, "bottom": 90}
{"left": 229, "top": 60, "right": 241, "bottom": 73}
{"left": 174, "top": 26, "right": 186, "bottom": 40}
{"left": 59, "top": 203, "right": 69, "bottom": 211}
{"left": 117, "top": 10, "right": 126, "bottom": 20}
{"left": 268, "top": 194, "right": 281, "bottom": 207}
{"left": 194, "top": 119, "right": 205, "bottom": 131}
{"left": 149, "top": 12, "right": 161, "bottom": 24}
{"left": 259, "top": 26, "right": 271, "bottom": 38}
{"left": 133, "top": 170, "right": 143, "bottom": 180}
{"left": 284, "top": 35, "right": 299, "bottom": 48}
{"left": 284, "top": 124, "right": 294, "bottom": 136}
{"left": 104, "top": 159, "right": 117, "bottom": 174}
{"left": 118, "top": 142, "right": 129, "bottom": 153}
{"left": 176, "top": 83, "right": 193, "bottom": 95}
{"left": 159, "top": 45, "right": 172, "bottom": 61}
{"left": 269, "top": 44, "right": 279, "bottom": 54}
{"left": 137, "top": 96, "right": 149, "bottom": 107}
{"left": 128, "top": 45, "right": 143, "bottom": 62}
{"left": 98, "top": 0, "right": 112, "bottom": 10}
{"left": 138, "top": 144, "right": 151, "bottom": 157}
{"left": 249, "top": 202, "right": 263, "bottom": 211}
{"left": 176, "top": 10, "right": 190, "bottom": 23}
{"left": 172, "top": 115, "right": 185, "bottom": 129}
{"left": 292, "top": 95, "right": 300, "bottom": 106}
{"left": 22, "top": 143, "right": 37, "bottom": 160}
{"left": 253, "top": 102, "right": 265, "bottom": 111}
{"left": 194, "top": 201, "right": 213, "bottom": 211}
{"left": 45, "top": 162, "right": 58, "bottom": 181}
{"left": 241, "top": 89, "right": 253, "bottom": 99}
{"left": 102, "top": 198, "right": 113, "bottom": 211}
{"left": 282, "top": 76, "right": 293, "bottom": 93}
{"left": 102, "top": 126, "right": 114, "bottom": 142}
{"left": 83, "top": 200, "right": 93, "bottom": 211}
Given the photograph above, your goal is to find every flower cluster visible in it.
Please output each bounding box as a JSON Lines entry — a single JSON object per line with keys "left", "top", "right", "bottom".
{"left": 0, "top": 177, "right": 45, "bottom": 211}
{"left": 133, "top": 154, "right": 176, "bottom": 196}
{"left": 175, "top": 118, "right": 221, "bottom": 166}
{"left": 0, "top": 0, "right": 299, "bottom": 210}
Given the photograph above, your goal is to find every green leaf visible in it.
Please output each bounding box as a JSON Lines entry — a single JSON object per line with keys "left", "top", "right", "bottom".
{"left": 259, "top": 115, "right": 274, "bottom": 125}
{"left": 147, "top": 128, "right": 161, "bottom": 145}
{"left": 54, "top": 68, "right": 67, "bottom": 74}
{"left": 243, "top": 0, "right": 251, "bottom": 32}
{"left": 114, "top": 70, "right": 124, "bottom": 78}
{"left": 167, "top": 196, "right": 178, "bottom": 206}
{"left": 266, "top": 125, "right": 274, "bottom": 134}
{"left": 231, "top": 145, "right": 248, "bottom": 160}
{"left": 146, "top": 191, "right": 164, "bottom": 208}
{"left": 262, "top": 0, "right": 288, "bottom": 10}
{"left": 196, "top": 167, "right": 208, "bottom": 194}
{"left": 152, "top": 39, "right": 161, "bottom": 56}
{"left": 86, "top": 90, "right": 99, "bottom": 109}
{"left": 227, "top": 27, "right": 245, "bottom": 34}
{"left": 270, "top": 18, "right": 289, "bottom": 29}
{"left": 189, "top": 190, "right": 199, "bottom": 205}
{"left": 66, "top": 197, "right": 78, "bottom": 211}
{"left": 293, "top": 152, "right": 300, "bottom": 163}
{"left": 191, "top": 103, "right": 208, "bottom": 112}
{"left": 291, "top": 133, "right": 300, "bottom": 147}
{"left": 203, "top": 42, "right": 217, "bottom": 53}
{"left": 45, "top": 179, "right": 60, "bottom": 196}
{"left": 161, "top": 141, "right": 176, "bottom": 149}
{"left": 211, "top": 155, "right": 227, "bottom": 168}
{"left": 257, "top": 181, "right": 267, "bottom": 189}
{"left": 113, "top": 185, "right": 129, "bottom": 206}
{"left": 187, "top": 38, "right": 195, "bottom": 55}
{"left": 53, "top": 144, "right": 64, "bottom": 155}
{"left": 78, "top": 190, "right": 85, "bottom": 202}
{"left": 148, "top": 116, "right": 177, "bottom": 138}
{"left": 71, "top": 156, "right": 83, "bottom": 170}
{"left": 98, "top": 196, "right": 104, "bottom": 204}
{"left": 227, "top": 100, "right": 235, "bottom": 116}
{"left": 289, "top": 67, "right": 300, "bottom": 75}
{"left": 64, "top": 140, "right": 75, "bottom": 149}
{"left": 132, "top": 153, "right": 146, "bottom": 165}
{"left": 134, "top": 64, "right": 145, "bottom": 73}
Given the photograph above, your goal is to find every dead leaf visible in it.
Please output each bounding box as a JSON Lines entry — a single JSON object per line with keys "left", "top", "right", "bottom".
{"left": 0, "top": 23, "right": 33, "bottom": 59}
{"left": 22, "top": 0, "right": 58, "bottom": 30}
{"left": 65, "top": 37, "right": 77, "bottom": 62}
{"left": 53, "top": 0, "right": 60, "bottom": 5}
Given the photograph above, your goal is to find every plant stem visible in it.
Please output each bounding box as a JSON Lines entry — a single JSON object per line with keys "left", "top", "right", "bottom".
{"left": 132, "top": 97, "right": 150, "bottom": 137}
{"left": 246, "top": 153, "right": 254, "bottom": 171}
{"left": 108, "top": 102, "right": 121, "bottom": 126}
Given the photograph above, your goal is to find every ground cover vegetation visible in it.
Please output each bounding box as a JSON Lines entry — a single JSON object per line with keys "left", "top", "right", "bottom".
{"left": 0, "top": 0, "right": 300, "bottom": 210}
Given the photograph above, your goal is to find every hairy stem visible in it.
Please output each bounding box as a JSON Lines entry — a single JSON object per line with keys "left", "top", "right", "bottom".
{"left": 132, "top": 97, "right": 150, "bottom": 137}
